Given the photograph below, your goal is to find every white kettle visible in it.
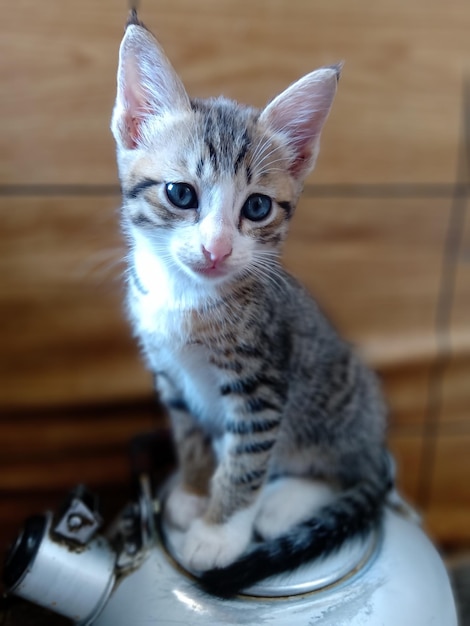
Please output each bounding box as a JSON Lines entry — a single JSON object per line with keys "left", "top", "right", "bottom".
{"left": 4, "top": 474, "right": 458, "bottom": 625}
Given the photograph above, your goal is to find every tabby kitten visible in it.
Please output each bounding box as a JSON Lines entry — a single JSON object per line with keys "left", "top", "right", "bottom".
{"left": 111, "top": 11, "right": 391, "bottom": 596}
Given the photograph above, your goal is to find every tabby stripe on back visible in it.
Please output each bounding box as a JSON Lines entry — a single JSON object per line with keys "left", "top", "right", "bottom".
{"left": 230, "top": 468, "right": 267, "bottom": 486}
{"left": 220, "top": 374, "right": 283, "bottom": 397}
{"left": 209, "top": 356, "right": 244, "bottom": 373}
{"left": 232, "top": 344, "right": 263, "bottom": 358}
{"left": 245, "top": 397, "right": 281, "bottom": 413}
{"left": 226, "top": 417, "right": 281, "bottom": 435}
{"left": 234, "top": 439, "right": 276, "bottom": 455}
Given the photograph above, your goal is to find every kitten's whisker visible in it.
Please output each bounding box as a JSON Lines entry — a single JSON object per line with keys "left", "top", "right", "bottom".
{"left": 248, "top": 135, "right": 273, "bottom": 168}
{"left": 250, "top": 142, "right": 280, "bottom": 172}
{"left": 257, "top": 156, "right": 289, "bottom": 168}
{"left": 254, "top": 153, "right": 289, "bottom": 176}
{"left": 256, "top": 166, "right": 286, "bottom": 177}
{"left": 252, "top": 253, "right": 289, "bottom": 289}
{"left": 250, "top": 130, "right": 276, "bottom": 161}
{"left": 74, "top": 249, "right": 125, "bottom": 282}
{"left": 244, "top": 257, "right": 287, "bottom": 294}
{"left": 92, "top": 260, "right": 127, "bottom": 284}
{"left": 252, "top": 145, "right": 282, "bottom": 169}
{"left": 185, "top": 115, "right": 202, "bottom": 161}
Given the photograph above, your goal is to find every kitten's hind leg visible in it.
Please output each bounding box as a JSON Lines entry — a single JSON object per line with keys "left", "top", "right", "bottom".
{"left": 255, "top": 477, "right": 336, "bottom": 540}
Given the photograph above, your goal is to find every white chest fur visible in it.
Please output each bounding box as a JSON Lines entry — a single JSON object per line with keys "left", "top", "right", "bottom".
{"left": 153, "top": 340, "right": 226, "bottom": 433}
{"left": 127, "top": 249, "right": 226, "bottom": 434}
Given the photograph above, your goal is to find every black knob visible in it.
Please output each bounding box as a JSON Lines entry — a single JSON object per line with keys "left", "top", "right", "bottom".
{"left": 3, "top": 515, "right": 47, "bottom": 589}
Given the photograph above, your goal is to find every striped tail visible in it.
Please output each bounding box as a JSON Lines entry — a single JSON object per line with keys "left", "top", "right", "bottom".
{"left": 198, "top": 476, "right": 392, "bottom": 597}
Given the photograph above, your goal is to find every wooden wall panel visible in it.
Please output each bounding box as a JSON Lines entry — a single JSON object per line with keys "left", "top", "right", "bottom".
{"left": 387, "top": 433, "right": 424, "bottom": 504}
{"left": 284, "top": 197, "right": 448, "bottom": 369}
{"left": 1, "top": 0, "right": 469, "bottom": 185}
{"left": 424, "top": 206, "right": 470, "bottom": 542}
{"left": 426, "top": 433, "right": 470, "bottom": 545}
{"left": 449, "top": 203, "right": 470, "bottom": 373}
{"left": 0, "top": 196, "right": 150, "bottom": 408}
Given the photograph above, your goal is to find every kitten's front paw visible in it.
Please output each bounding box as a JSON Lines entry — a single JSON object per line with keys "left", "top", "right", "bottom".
{"left": 164, "top": 484, "right": 208, "bottom": 531}
{"left": 183, "top": 514, "right": 253, "bottom": 571}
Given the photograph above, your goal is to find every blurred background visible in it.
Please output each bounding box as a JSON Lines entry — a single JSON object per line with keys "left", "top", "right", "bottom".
{"left": 1, "top": 0, "right": 469, "bottom": 621}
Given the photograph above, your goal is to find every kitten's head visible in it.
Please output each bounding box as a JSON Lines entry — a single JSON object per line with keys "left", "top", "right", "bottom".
{"left": 111, "top": 13, "right": 339, "bottom": 297}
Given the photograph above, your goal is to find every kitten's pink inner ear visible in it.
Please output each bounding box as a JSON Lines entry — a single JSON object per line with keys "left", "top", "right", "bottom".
{"left": 113, "top": 25, "right": 191, "bottom": 150}
{"left": 123, "top": 112, "right": 140, "bottom": 150}
{"left": 120, "top": 58, "right": 152, "bottom": 148}
{"left": 260, "top": 67, "right": 339, "bottom": 180}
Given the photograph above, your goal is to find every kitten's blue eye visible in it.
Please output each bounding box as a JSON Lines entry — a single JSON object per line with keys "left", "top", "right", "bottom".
{"left": 165, "top": 182, "right": 198, "bottom": 209}
{"left": 241, "top": 194, "right": 272, "bottom": 222}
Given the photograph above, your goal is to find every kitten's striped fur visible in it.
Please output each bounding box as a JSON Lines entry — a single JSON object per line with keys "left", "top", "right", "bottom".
{"left": 112, "top": 12, "right": 392, "bottom": 596}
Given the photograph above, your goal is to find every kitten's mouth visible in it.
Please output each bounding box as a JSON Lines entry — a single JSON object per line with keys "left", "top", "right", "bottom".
{"left": 190, "top": 263, "right": 230, "bottom": 281}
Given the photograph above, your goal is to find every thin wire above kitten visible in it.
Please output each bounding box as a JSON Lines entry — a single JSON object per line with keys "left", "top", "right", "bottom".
{"left": 111, "top": 10, "right": 392, "bottom": 596}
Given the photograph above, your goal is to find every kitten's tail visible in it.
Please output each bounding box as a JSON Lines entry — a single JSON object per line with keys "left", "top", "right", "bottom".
{"left": 198, "top": 466, "right": 392, "bottom": 597}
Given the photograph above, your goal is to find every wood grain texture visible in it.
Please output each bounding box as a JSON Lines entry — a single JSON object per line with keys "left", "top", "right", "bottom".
{"left": 0, "top": 196, "right": 150, "bottom": 408}
{"left": 1, "top": 0, "right": 469, "bottom": 185}
{"left": 284, "top": 196, "right": 450, "bottom": 368}
{"left": 1, "top": 0, "right": 469, "bottom": 555}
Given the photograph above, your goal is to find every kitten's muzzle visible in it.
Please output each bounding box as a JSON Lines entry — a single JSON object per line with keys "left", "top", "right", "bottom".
{"left": 190, "top": 244, "right": 233, "bottom": 279}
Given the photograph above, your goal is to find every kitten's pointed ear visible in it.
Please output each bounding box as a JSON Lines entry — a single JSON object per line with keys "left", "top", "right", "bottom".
{"left": 260, "top": 64, "right": 341, "bottom": 181}
{"left": 112, "top": 18, "right": 191, "bottom": 149}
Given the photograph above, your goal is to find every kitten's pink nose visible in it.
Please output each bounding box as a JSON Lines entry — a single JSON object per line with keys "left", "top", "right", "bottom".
{"left": 202, "top": 242, "right": 232, "bottom": 266}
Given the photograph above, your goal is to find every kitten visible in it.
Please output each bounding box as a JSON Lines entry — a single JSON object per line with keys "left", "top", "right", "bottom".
{"left": 111, "top": 10, "right": 392, "bottom": 596}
